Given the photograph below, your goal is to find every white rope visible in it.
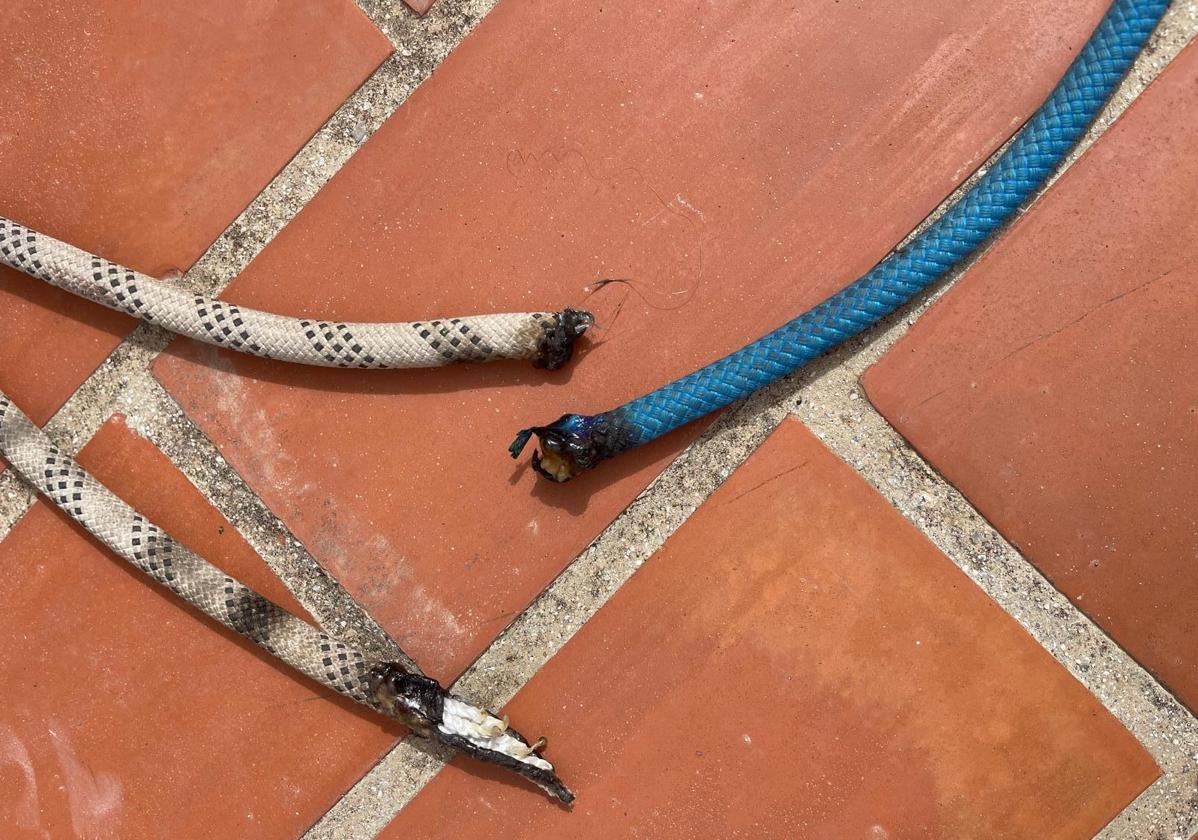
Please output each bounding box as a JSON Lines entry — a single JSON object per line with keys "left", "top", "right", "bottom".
{"left": 0, "top": 215, "right": 591, "bottom": 369}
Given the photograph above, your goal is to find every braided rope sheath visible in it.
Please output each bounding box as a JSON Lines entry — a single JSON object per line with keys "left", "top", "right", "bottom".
{"left": 0, "top": 390, "right": 573, "bottom": 802}
{"left": 511, "top": 0, "right": 1170, "bottom": 481}
{"left": 0, "top": 215, "right": 592, "bottom": 370}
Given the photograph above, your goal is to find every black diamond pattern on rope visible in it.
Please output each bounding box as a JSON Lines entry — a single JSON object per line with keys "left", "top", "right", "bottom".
{"left": 299, "top": 320, "right": 379, "bottom": 368}
{"left": 196, "top": 298, "right": 263, "bottom": 355}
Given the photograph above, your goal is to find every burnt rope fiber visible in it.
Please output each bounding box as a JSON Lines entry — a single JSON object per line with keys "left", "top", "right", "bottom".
{"left": 0, "top": 391, "right": 573, "bottom": 802}
{"left": 0, "top": 215, "right": 593, "bottom": 371}
{"left": 510, "top": 0, "right": 1171, "bottom": 481}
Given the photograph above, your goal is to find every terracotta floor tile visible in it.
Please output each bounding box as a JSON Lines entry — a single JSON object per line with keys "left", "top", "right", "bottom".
{"left": 0, "top": 417, "right": 397, "bottom": 838}
{"left": 153, "top": 0, "right": 1110, "bottom": 680}
{"left": 383, "top": 419, "right": 1157, "bottom": 839}
{"left": 0, "top": 1, "right": 390, "bottom": 434}
{"left": 861, "top": 41, "right": 1198, "bottom": 712}
{"left": 403, "top": 0, "right": 437, "bottom": 15}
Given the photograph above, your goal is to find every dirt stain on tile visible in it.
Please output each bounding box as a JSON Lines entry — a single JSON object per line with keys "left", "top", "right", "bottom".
{"left": 47, "top": 723, "right": 123, "bottom": 839}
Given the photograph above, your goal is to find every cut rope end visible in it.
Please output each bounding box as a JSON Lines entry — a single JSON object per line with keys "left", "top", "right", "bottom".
{"left": 533, "top": 309, "right": 595, "bottom": 370}
{"left": 508, "top": 414, "right": 611, "bottom": 482}
{"left": 367, "top": 663, "right": 574, "bottom": 804}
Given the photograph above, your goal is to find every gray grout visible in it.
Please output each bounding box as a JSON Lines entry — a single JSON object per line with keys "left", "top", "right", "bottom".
{"left": 1, "top": 1, "right": 1195, "bottom": 839}
{"left": 0, "top": 0, "right": 506, "bottom": 635}
{"left": 190, "top": 0, "right": 510, "bottom": 300}
{"left": 0, "top": 323, "right": 172, "bottom": 542}
{"left": 793, "top": 293, "right": 1198, "bottom": 840}
{"left": 308, "top": 4, "right": 1198, "bottom": 838}
{"left": 114, "top": 374, "right": 419, "bottom": 672}
{"left": 304, "top": 362, "right": 796, "bottom": 838}
{"left": 0, "top": 472, "right": 33, "bottom": 539}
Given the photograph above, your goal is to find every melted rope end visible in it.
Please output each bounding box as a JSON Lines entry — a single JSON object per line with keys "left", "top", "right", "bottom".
{"left": 508, "top": 412, "right": 638, "bottom": 482}
{"left": 507, "top": 414, "right": 604, "bottom": 482}
{"left": 367, "top": 663, "right": 574, "bottom": 802}
{"left": 533, "top": 309, "right": 595, "bottom": 370}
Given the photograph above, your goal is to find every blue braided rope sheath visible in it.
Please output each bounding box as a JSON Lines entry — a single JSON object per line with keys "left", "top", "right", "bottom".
{"left": 511, "top": 0, "right": 1169, "bottom": 482}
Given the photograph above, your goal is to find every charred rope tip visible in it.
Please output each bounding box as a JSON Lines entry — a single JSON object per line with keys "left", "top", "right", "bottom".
{"left": 367, "top": 663, "right": 575, "bottom": 804}
{"left": 533, "top": 308, "right": 595, "bottom": 370}
{"left": 508, "top": 413, "right": 630, "bottom": 482}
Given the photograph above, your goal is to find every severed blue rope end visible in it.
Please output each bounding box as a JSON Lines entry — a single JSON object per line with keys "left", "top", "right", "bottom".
{"left": 509, "top": 412, "right": 636, "bottom": 482}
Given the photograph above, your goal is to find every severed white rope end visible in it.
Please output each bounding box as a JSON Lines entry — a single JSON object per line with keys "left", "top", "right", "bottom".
{"left": 534, "top": 308, "right": 595, "bottom": 370}
{"left": 367, "top": 664, "right": 574, "bottom": 804}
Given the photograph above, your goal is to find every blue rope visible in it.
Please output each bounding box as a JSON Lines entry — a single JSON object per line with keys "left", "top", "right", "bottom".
{"left": 511, "top": 0, "right": 1169, "bottom": 481}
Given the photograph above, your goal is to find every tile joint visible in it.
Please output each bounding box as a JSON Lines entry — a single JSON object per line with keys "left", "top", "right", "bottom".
{"left": 310, "top": 7, "right": 1198, "bottom": 837}
{"left": 1, "top": 3, "right": 1194, "bottom": 839}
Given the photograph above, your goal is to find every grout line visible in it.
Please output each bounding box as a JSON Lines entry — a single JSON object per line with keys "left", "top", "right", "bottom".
{"left": 0, "top": 1, "right": 1192, "bottom": 838}
{"left": 0, "top": 0, "right": 508, "bottom": 619}
{"left": 0, "top": 323, "right": 172, "bottom": 541}
{"left": 0, "top": 473, "right": 33, "bottom": 540}
{"left": 306, "top": 5, "right": 1198, "bottom": 838}
{"left": 188, "top": 0, "right": 508, "bottom": 299}
{"left": 115, "top": 374, "right": 420, "bottom": 672}
{"left": 305, "top": 366, "right": 798, "bottom": 839}
{"left": 0, "top": 1, "right": 529, "bottom": 830}
{"left": 792, "top": 295, "right": 1198, "bottom": 840}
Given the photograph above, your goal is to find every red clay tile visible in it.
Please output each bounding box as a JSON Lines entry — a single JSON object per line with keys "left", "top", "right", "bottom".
{"left": 0, "top": 1, "right": 390, "bottom": 435}
{"left": 153, "top": 0, "right": 1110, "bottom": 680}
{"left": 862, "top": 41, "right": 1198, "bottom": 713}
{"left": 0, "top": 416, "right": 397, "bottom": 838}
{"left": 384, "top": 419, "right": 1157, "bottom": 838}
{"left": 403, "top": 0, "right": 436, "bottom": 15}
